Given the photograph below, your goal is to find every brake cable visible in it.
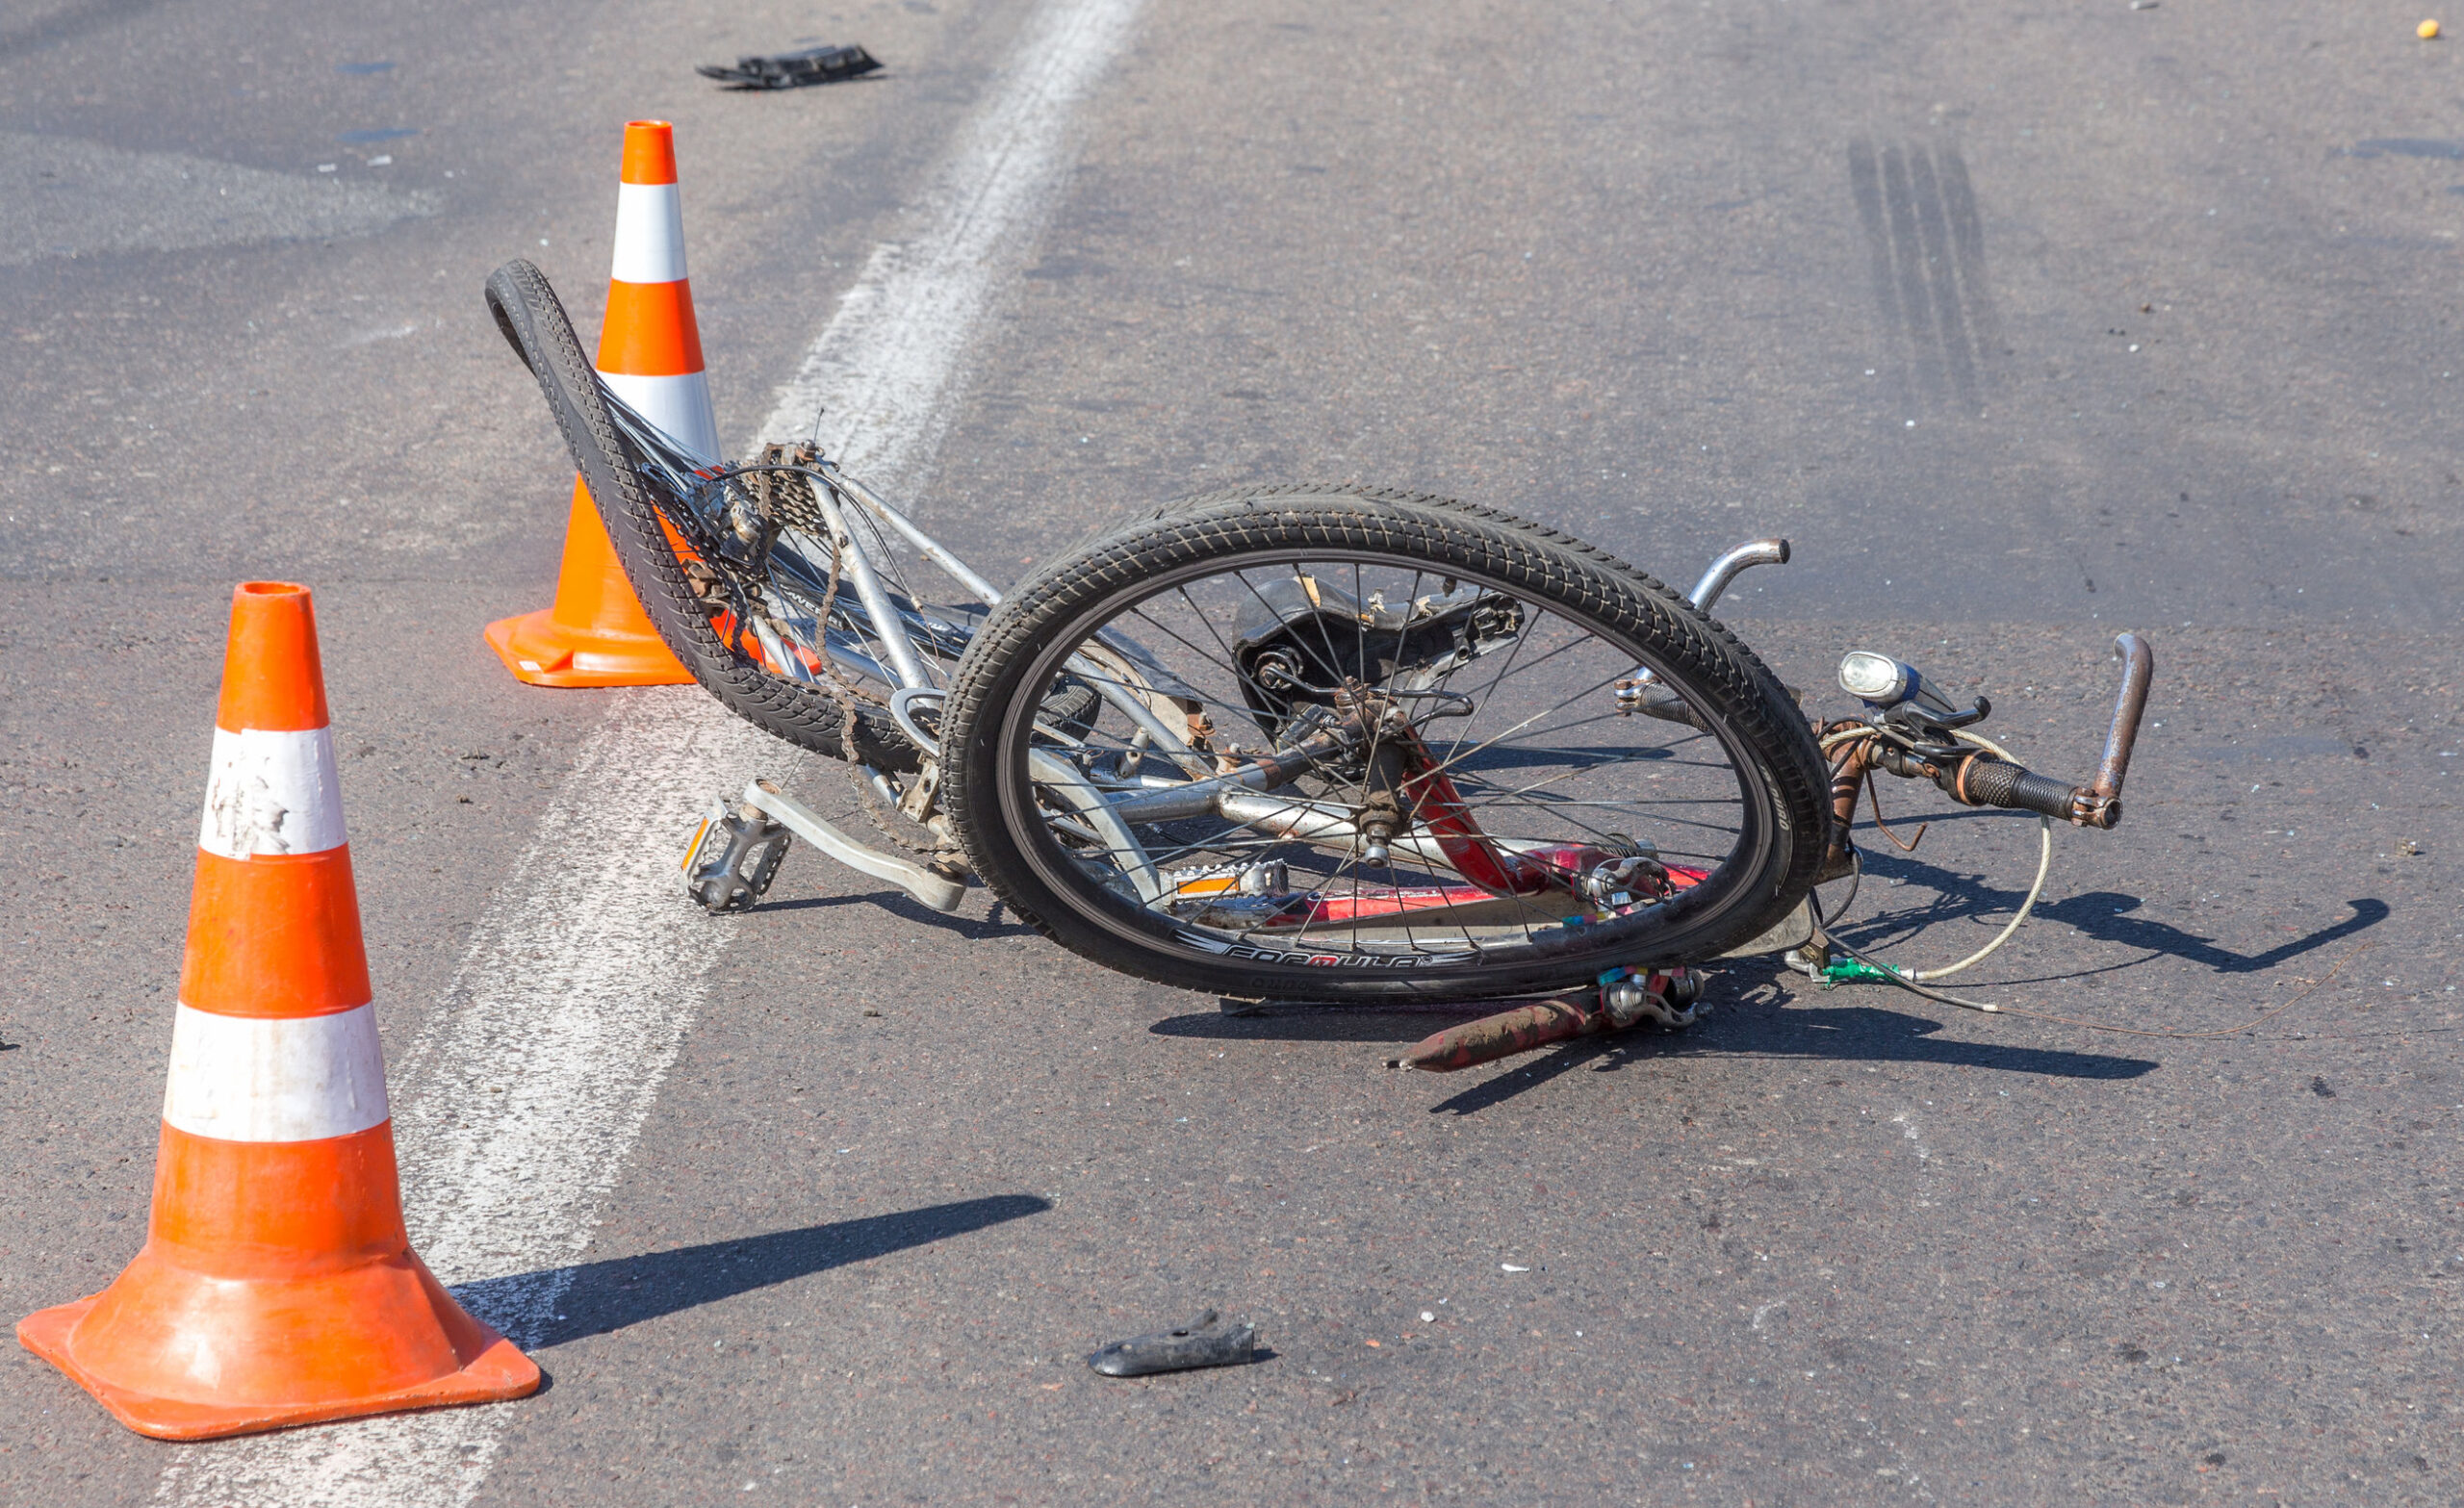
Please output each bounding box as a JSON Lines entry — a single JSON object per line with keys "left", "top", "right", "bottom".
{"left": 1817, "top": 726, "right": 2052, "bottom": 984}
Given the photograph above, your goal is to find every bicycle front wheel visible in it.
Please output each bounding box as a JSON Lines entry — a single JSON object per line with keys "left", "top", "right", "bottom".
{"left": 942, "top": 489, "right": 1830, "bottom": 1003}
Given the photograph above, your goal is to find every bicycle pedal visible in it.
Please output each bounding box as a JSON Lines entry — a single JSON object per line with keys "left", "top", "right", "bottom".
{"left": 681, "top": 797, "right": 793, "bottom": 914}
{"left": 1599, "top": 965, "right": 1706, "bottom": 1029}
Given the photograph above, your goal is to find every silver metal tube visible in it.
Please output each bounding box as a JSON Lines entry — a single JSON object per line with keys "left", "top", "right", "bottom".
{"left": 812, "top": 485, "right": 932, "bottom": 689}
{"left": 1028, "top": 749, "right": 1166, "bottom": 902}
{"left": 821, "top": 635, "right": 892, "bottom": 686}
{"left": 1215, "top": 791, "right": 1353, "bottom": 840}
{"left": 1620, "top": 538, "right": 1794, "bottom": 707}
{"left": 1064, "top": 651, "right": 1212, "bottom": 778}
{"left": 1214, "top": 791, "right": 1467, "bottom": 875}
{"left": 827, "top": 466, "right": 1006, "bottom": 606}
{"left": 751, "top": 617, "right": 816, "bottom": 684}
{"left": 1107, "top": 760, "right": 1292, "bottom": 824}
{"left": 1687, "top": 538, "right": 1790, "bottom": 612}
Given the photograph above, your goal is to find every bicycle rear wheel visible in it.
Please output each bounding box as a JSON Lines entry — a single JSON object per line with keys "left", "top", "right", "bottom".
{"left": 483, "top": 258, "right": 936, "bottom": 767}
{"left": 943, "top": 488, "right": 1830, "bottom": 1003}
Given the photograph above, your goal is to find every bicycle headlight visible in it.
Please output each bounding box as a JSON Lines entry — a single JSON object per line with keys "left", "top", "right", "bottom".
{"left": 1837, "top": 650, "right": 1916, "bottom": 706}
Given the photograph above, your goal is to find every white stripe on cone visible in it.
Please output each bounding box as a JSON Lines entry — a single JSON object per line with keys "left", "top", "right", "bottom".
{"left": 608, "top": 183, "right": 687, "bottom": 284}
{"left": 603, "top": 369, "right": 720, "bottom": 464}
{"left": 162, "top": 1002, "right": 390, "bottom": 1142}
{"left": 197, "top": 726, "right": 347, "bottom": 859}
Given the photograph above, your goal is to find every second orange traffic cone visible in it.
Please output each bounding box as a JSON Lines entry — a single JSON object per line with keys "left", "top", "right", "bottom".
{"left": 484, "top": 118, "right": 717, "bottom": 687}
{"left": 18, "top": 582, "right": 540, "bottom": 1439}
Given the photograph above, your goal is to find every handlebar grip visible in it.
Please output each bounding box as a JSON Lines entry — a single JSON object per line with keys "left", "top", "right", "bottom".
{"left": 1941, "top": 756, "right": 2090, "bottom": 822}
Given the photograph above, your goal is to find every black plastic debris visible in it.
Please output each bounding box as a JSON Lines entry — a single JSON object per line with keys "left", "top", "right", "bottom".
{"left": 698, "top": 44, "right": 883, "bottom": 90}
{"left": 1088, "top": 1309, "right": 1258, "bottom": 1377}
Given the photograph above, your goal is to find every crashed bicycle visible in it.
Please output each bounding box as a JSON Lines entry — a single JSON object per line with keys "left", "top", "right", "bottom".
{"left": 485, "top": 258, "right": 2154, "bottom": 1057}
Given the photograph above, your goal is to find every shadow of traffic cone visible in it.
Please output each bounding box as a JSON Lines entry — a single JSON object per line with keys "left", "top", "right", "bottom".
{"left": 17, "top": 582, "right": 540, "bottom": 1440}
{"left": 483, "top": 117, "right": 719, "bottom": 687}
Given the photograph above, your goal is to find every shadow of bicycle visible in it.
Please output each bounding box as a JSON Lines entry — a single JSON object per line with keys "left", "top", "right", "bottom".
{"left": 1413, "top": 988, "right": 2160, "bottom": 1115}
{"left": 1844, "top": 840, "right": 2385, "bottom": 981}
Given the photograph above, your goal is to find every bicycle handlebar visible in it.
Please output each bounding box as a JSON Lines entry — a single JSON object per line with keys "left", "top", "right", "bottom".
{"left": 2092, "top": 631, "right": 2155, "bottom": 813}
{"left": 1931, "top": 633, "right": 2153, "bottom": 830}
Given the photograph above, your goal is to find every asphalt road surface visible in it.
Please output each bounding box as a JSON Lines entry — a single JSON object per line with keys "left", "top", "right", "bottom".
{"left": 5, "top": 1, "right": 2461, "bottom": 1503}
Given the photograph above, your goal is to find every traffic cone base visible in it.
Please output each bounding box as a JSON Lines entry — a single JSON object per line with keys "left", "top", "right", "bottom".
{"left": 482, "top": 480, "right": 692, "bottom": 687}
{"left": 19, "top": 1275, "right": 536, "bottom": 1442}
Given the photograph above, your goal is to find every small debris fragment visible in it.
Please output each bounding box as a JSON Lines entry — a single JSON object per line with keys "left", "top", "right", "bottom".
{"left": 861, "top": 1007, "right": 882, "bottom": 1016}
{"left": 1088, "top": 1309, "right": 1257, "bottom": 1376}
{"left": 2398, "top": 838, "right": 2424, "bottom": 856}
{"left": 1501, "top": 1263, "right": 1529, "bottom": 1273}
{"left": 699, "top": 44, "right": 883, "bottom": 89}
{"left": 2130, "top": 0, "right": 2158, "bottom": 9}
{"left": 2310, "top": 1075, "right": 2336, "bottom": 1098}
{"left": 2422, "top": 18, "right": 2443, "bottom": 39}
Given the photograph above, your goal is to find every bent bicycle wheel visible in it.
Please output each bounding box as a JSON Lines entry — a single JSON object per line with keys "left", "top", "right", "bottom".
{"left": 943, "top": 488, "right": 1831, "bottom": 1003}
{"left": 483, "top": 258, "right": 923, "bottom": 767}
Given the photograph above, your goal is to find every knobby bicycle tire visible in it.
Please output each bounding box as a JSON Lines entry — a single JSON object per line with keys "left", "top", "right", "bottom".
{"left": 483, "top": 258, "right": 914, "bottom": 768}
{"left": 943, "top": 489, "right": 1832, "bottom": 1003}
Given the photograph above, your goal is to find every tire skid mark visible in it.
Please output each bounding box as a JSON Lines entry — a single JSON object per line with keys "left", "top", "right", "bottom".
{"left": 1848, "top": 139, "right": 1998, "bottom": 419}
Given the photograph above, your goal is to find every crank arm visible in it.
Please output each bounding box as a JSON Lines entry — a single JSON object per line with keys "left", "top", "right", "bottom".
{"left": 741, "top": 778, "right": 965, "bottom": 912}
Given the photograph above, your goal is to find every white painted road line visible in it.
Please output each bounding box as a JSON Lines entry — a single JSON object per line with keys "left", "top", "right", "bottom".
{"left": 151, "top": 1, "right": 1145, "bottom": 1502}
{"left": 757, "top": 0, "right": 1150, "bottom": 483}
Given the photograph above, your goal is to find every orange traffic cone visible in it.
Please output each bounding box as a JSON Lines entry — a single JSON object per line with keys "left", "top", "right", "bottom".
{"left": 483, "top": 117, "right": 719, "bottom": 687}
{"left": 18, "top": 582, "right": 540, "bottom": 1440}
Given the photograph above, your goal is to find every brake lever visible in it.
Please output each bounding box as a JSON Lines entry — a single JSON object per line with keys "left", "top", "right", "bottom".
{"left": 1877, "top": 695, "right": 1990, "bottom": 753}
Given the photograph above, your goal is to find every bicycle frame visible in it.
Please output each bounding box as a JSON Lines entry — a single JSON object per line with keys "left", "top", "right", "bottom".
{"left": 623, "top": 400, "right": 1776, "bottom": 933}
